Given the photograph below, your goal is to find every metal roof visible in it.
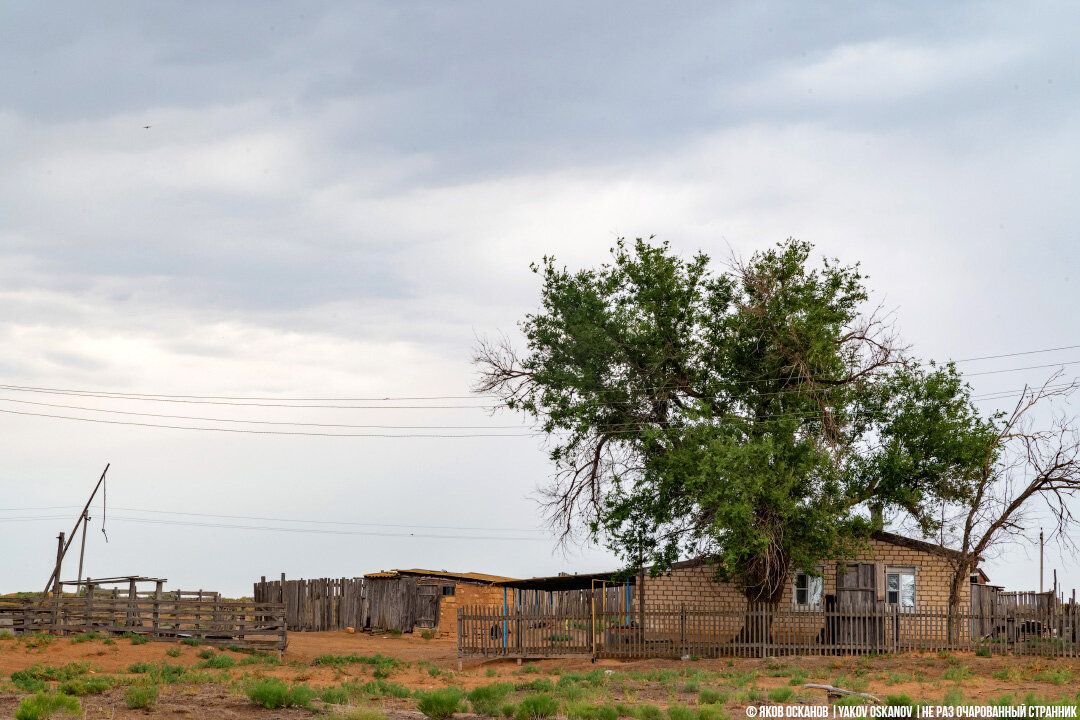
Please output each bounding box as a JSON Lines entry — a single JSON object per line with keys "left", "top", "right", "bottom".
{"left": 363, "top": 569, "right": 518, "bottom": 584}
{"left": 495, "top": 570, "right": 631, "bottom": 591}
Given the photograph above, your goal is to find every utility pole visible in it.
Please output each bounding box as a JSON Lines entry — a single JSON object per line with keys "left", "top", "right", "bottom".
{"left": 43, "top": 464, "right": 110, "bottom": 596}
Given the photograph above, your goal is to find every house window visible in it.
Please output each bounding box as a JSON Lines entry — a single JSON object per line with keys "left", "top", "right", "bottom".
{"left": 441, "top": 586, "right": 455, "bottom": 596}
{"left": 886, "top": 567, "right": 916, "bottom": 607}
{"left": 793, "top": 572, "right": 823, "bottom": 607}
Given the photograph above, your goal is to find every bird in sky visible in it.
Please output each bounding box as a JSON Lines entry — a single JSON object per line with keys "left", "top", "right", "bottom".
{"left": 142, "top": 125, "right": 151, "bottom": 129}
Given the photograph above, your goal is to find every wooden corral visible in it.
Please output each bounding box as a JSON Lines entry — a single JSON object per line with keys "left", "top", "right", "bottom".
{"left": 0, "top": 594, "right": 285, "bottom": 650}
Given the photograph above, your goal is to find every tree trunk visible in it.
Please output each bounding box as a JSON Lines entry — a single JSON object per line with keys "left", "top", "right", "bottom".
{"left": 946, "top": 560, "right": 973, "bottom": 645}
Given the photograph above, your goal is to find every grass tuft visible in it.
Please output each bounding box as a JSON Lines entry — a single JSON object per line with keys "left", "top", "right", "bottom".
{"left": 125, "top": 685, "right": 159, "bottom": 710}
{"left": 14, "top": 692, "right": 81, "bottom": 720}
{"left": 516, "top": 694, "right": 559, "bottom": 720}
{"left": 417, "top": 688, "right": 466, "bottom": 720}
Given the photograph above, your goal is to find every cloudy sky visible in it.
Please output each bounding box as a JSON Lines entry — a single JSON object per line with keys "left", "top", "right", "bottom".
{"left": 1, "top": 1, "right": 1078, "bottom": 597}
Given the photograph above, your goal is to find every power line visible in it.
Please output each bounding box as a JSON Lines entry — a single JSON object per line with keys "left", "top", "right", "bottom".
{"left": 0, "top": 386, "right": 491, "bottom": 409}
{"left": 0, "top": 505, "right": 550, "bottom": 533}
{"left": 0, "top": 397, "right": 525, "bottom": 430}
{"left": 950, "top": 344, "right": 1080, "bottom": 363}
{"left": 0, "top": 338, "right": 1075, "bottom": 405}
{"left": 0, "top": 407, "right": 537, "bottom": 437}
{"left": 0, "top": 513, "right": 553, "bottom": 541}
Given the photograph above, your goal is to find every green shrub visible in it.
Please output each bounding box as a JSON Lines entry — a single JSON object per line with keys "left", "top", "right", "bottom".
{"left": 468, "top": 683, "right": 514, "bottom": 716}
{"left": 975, "top": 647, "right": 992, "bottom": 657}
{"left": 11, "top": 663, "right": 90, "bottom": 692}
{"left": 70, "top": 632, "right": 102, "bottom": 644}
{"left": 58, "top": 677, "right": 114, "bottom": 695}
{"left": 885, "top": 694, "right": 914, "bottom": 708}
{"left": 521, "top": 663, "right": 541, "bottom": 674}
{"left": 567, "top": 703, "right": 619, "bottom": 720}
{"left": 129, "top": 634, "right": 148, "bottom": 645}
{"left": 421, "top": 629, "right": 437, "bottom": 640}
{"left": 501, "top": 703, "right": 518, "bottom": 718}
{"left": 14, "top": 692, "right": 81, "bottom": 720}
{"left": 240, "top": 650, "right": 281, "bottom": 666}
{"left": 767, "top": 687, "right": 794, "bottom": 703}
{"left": 516, "top": 694, "right": 559, "bottom": 720}
{"left": 198, "top": 653, "right": 236, "bottom": 669}
{"left": 487, "top": 668, "right": 498, "bottom": 678}
{"left": 696, "top": 708, "right": 729, "bottom": 720}
{"left": 943, "top": 665, "right": 971, "bottom": 683}
{"left": 698, "top": 688, "right": 725, "bottom": 705}
{"left": 318, "top": 684, "right": 354, "bottom": 705}
{"left": 515, "top": 678, "right": 555, "bottom": 693}
{"left": 180, "top": 637, "right": 203, "bottom": 646}
{"left": 245, "top": 677, "right": 314, "bottom": 709}
{"left": 632, "top": 704, "right": 663, "bottom": 720}
{"left": 356, "top": 679, "right": 411, "bottom": 698}
{"left": 668, "top": 705, "right": 695, "bottom": 720}
{"left": 166, "top": 645, "right": 182, "bottom": 657}
{"left": 418, "top": 688, "right": 466, "bottom": 720}
{"left": 23, "top": 634, "right": 54, "bottom": 650}
{"left": 125, "top": 685, "right": 159, "bottom": 710}
{"left": 943, "top": 690, "right": 964, "bottom": 706}
{"left": 197, "top": 648, "right": 215, "bottom": 659}
{"left": 682, "top": 681, "right": 700, "bottom": 693}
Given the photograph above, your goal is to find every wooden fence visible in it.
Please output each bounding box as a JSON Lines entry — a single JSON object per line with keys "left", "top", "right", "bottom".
{"left": 0, "top": 595, "right": 286, "bottom": 650}
{"left": 253, "top": 577, "right": 363, "bottom": 631}
{"left": 458, "top": 602, "right": 1080, "bottom": 659}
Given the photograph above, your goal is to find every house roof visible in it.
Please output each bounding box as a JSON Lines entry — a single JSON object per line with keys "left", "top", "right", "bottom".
{"left": 363, "top": 569, "right": 517, "bottom": 584}
{"left": 495, "top": 570, "right": 633, "bottom": 591}
{"left": 870, "top": 530, "right": 967, "bottom": 560}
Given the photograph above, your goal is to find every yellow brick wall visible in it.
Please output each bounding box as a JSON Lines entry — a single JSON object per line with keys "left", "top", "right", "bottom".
{"left": 642, "top": 538, "right": 968, "bottom": 609}
{"left": 436, "top": 583, "right": 511, "bottom": 637}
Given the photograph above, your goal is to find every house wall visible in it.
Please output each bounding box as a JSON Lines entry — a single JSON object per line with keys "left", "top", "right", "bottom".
{"left": 641, "top": 537, "right": 969, "bottom": 609}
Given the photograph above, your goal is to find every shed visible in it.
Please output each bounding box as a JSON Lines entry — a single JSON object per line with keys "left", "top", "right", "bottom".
{"left": 362, "top": 569, "right": 516, "bottom": 634}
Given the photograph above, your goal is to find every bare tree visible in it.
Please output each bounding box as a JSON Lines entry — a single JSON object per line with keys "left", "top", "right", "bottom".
{"left": 937, "top": 372, "right": 1080, "bottom": 611}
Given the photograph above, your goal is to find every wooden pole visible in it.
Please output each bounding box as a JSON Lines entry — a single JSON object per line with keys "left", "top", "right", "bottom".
{"left": 43, "top": 464, "right": 110, "bottom": 595}
{"left": 52, "top": 532, "right": 65, "bottom": 597}
{"left": 75, "top": 510, "right": 89, "bottom": 596}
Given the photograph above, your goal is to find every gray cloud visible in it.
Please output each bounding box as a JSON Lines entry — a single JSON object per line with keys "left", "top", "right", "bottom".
{"left": 1, "top": 0, "right": 1078, "bottom": 595}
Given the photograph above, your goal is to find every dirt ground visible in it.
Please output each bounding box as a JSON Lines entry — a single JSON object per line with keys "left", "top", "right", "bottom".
{"left": 1, "top": 630, "right": 1079, "bottom": 718}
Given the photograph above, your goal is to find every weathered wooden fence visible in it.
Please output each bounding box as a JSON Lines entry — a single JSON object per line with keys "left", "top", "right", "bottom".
{"left": 254, "top": 576, "right": 363, "bottom": 631}
{"left": 459, "top": 602, "right": 1080, "bottom": 659}
{"left": 0, "top": 595, "right": 286, "bottom": 650}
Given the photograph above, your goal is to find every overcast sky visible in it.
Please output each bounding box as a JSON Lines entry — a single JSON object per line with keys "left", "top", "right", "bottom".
{"left": 2, "top": 1, "right": 1078, "bottom": 598}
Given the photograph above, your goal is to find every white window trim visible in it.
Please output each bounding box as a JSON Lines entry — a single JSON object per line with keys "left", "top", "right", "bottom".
{"left": 885, "top": 565, "right": 918, "bottom": 608}
{"left": 792, "top": 568, "right": 825, "bottom": 609}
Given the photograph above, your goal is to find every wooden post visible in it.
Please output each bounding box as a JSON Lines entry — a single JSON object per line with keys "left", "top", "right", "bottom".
{"left": 85, "top": 583, "right": 95, "bottom": 634}
{"left": 75, "top": 511, "right": 89, "bottom": 597}
{"left": 152, "top": 581, "right": 162, "bottom": 637}
{"left": 52, "top": 532, "right": 66, "bottom": 598}
{"left": 637, "top": 567, "right": 645, "bottom": 647}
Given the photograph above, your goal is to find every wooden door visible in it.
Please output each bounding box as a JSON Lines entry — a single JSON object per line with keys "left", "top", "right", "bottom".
{"left": 416, "top": 585, "right": 440, "bottom": 628}
{"left": 836, "top": 562, "right": 876, "bottom": 608}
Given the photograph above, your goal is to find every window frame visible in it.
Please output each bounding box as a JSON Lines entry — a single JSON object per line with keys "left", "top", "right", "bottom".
{"left": 792, "top": 568, "right": 824, "bottom": 609}
{"left": 885, "top": 566, "right": 917, "bottom": 607}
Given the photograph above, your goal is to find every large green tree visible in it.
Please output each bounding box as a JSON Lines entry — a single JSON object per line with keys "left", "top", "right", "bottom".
{"left": 476, "top": 239, "right": 994, "bottom": 604}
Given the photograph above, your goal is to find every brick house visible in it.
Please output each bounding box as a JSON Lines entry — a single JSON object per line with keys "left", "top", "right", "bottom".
{"left": 640, "top": 531, "right": 977, "bottom": 610}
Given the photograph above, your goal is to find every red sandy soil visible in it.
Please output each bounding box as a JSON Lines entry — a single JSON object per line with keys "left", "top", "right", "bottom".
{"left": 2, "top": 630, "right": 1080, "bottom": 717}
